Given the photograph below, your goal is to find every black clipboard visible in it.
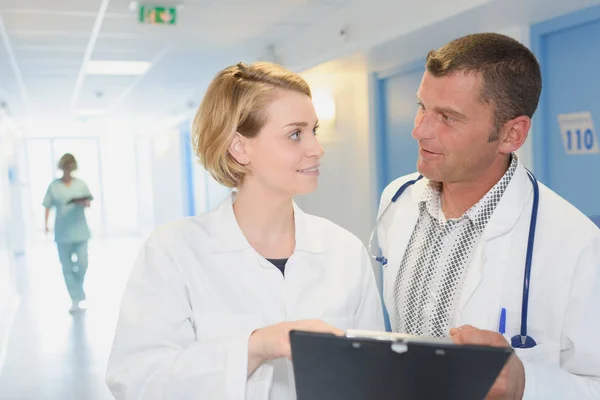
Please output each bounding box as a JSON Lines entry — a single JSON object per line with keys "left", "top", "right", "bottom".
{"left": 67, "top": 195, "right": 93, "bottom": 204}
{"left": 290, "top": 329, "right": 513, "bottom": 400}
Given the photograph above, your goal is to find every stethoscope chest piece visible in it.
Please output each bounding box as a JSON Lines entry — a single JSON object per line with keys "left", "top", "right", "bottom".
{"left": 511, "top": 334, "right": 537, "bottom": 349}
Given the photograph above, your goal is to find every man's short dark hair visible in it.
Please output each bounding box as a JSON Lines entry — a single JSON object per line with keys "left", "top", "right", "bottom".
{"left": 426, "top": 33, "right": 542, "bottom": 141}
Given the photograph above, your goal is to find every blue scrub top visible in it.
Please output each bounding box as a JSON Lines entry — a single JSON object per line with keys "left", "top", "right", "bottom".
{"left": 43, "top": 178, "right": 93, "bottom": 244}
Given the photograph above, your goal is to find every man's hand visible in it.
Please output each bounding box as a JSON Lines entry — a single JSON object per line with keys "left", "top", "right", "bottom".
{"left": 450, "top": 325, "right": 525, "bottom": 400}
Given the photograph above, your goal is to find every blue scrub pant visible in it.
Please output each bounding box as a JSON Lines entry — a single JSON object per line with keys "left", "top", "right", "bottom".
{"left": 56, "top": 241, "right": 88, "bottom": 302}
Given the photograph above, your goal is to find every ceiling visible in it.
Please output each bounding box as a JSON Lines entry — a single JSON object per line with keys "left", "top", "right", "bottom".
{"left": 3, "top": 0, "right": 600, "bottom": 123}
{"left": 366, "top": 0, "right": 600, "bottom": 73}
{"left": 0, "top": 0, "right": 352, "bottom": 121}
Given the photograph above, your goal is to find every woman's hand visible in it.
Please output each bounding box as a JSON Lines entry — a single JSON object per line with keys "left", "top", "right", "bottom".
{"left": 73, "top": 199, "right": 91, "bottom": 207}
{"left": 247, "top": 319, "right": 344, "bottom": 376}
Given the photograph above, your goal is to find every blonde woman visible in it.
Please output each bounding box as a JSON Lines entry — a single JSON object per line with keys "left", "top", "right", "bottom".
{"left": 43, "top": 153, "right": 93, "bottom": 313}
{"left": 106, "top": 62, "right": 384, "bottom": 399}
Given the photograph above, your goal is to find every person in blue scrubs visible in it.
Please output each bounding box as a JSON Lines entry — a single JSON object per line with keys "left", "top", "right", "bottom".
{"left": 43, "top": 153, "right": 93, "bottom": 313}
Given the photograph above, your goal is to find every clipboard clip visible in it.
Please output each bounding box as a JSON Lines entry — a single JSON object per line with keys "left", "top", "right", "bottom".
{"left": 349, "top": 337, "right": 408, "bottom": 354}
{"left": 390, "top": 341, "right": 408, "bottom": 354}
{"left": 346, "top": 329, "right": 451, "bottom": 355}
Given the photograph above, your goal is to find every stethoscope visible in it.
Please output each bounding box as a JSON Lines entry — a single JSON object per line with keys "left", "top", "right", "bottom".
{"left": 368, "top": 170, "right": 539, "bottom": 349}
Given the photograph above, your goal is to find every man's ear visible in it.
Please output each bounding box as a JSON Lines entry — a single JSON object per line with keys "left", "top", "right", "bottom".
{"left": 498, "top": 116, "right": 530, "bottom": 154}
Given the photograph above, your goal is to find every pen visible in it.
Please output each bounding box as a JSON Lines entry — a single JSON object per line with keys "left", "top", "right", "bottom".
{"left": 498, "top": 308, "right": 506, "bottom": 335}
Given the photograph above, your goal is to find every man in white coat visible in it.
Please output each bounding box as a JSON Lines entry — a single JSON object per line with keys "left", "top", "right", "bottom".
{"left": 377, "top": 33, "right": 600, "bottom": 399}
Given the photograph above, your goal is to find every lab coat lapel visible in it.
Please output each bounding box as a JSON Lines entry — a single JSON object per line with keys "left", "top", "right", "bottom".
{"left": 456, "top": 234, "right": 514, "bottom": 329}
{"left": 384, "top": 178, "right": 427, "bottom": 329}
{"left": 292, "top": 201, "right": 325, "bottom": 254}
{"left": 456, "top": 163, "right": 532, "bottom": 328}
{"left": 209, "top": 194, "right": 251, "bottom": 253}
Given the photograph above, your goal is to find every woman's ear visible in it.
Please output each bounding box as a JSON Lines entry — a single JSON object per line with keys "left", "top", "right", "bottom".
{"left": 228, "top": 133, "right": 249, "bottom": 165}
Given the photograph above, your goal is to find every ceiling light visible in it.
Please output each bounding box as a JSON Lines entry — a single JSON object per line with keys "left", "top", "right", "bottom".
{"left": 72, "top": 108, "right": 107, "bottom": 116}
{"left": 85, "top": 60, "right": 150, "bottom": 75}
{"left": 312, "top": 90, "right": 336, "bottom": 123}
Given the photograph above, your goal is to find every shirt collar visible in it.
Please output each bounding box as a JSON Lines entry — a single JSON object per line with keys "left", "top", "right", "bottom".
{"left": 467, "top": 154, "right": 518, "bottom": 232}
{"left": 208, "top": 193, "right": 325, "bottom": 254}
{"left": 419, "top": 154, "right": 519, "bottom": 232}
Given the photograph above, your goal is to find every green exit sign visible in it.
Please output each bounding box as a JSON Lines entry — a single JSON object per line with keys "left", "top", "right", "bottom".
{"left": 139, "top": 5, "right": 176, "bottom": 25}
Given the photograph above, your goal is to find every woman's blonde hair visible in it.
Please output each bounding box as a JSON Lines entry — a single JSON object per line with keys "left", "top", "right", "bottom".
{"left": 58, "top": 153, "right": 77, "bottom": 171}
{"left": 192, "top": 61, "right": 311, "bottom": 188}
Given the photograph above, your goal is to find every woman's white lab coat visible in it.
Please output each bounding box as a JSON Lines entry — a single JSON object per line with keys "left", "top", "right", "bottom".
{"left": 106, "top": 195, "right": 384, "bottom": 400}
{"left": 377, "top": 162, "right": 600, "bottom": 399}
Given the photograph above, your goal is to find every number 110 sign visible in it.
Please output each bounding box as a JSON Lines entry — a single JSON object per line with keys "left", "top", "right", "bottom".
{"left": 557, "top": 112, "right": 600, "bottom": 155}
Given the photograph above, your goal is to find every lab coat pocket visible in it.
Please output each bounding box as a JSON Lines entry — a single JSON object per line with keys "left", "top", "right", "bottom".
{"left": 197, "top": 313, "right": 264, "bottom": 341}
{"left": 514, "top": 342, "right": 560, "bottom": 366}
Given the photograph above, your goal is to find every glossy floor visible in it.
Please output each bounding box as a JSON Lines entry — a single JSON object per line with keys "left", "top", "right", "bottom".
{"left": 0, "top": 236, "right": 143, "bottom": 400}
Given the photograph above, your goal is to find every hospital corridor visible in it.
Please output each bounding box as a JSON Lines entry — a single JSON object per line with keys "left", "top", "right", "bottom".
{"left": 2, "top": 0, "right": 600, "bottom": 399}
{"left": 0, "top": 238, "right": 140, "bottom": 399}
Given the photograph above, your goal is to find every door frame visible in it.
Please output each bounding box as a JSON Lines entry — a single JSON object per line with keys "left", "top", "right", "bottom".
{"left": 530, "top": 4, "right": 600, "bottom": 184}
{"left": 372, "top": 57, "right": 426, "bottom": 331}
{"left": 373, "top": 58, "right": 426, "bottom": 197}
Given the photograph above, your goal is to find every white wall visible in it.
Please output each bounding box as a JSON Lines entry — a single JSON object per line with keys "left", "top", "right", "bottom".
{"left": 201, "top": 172, "right": 232, "bottom": 214}
{"left": 190, "top": 155, "right": 208, "bottom": 216}
{"left": 180, "top": 120, "right": 231, "bottom": 217}
{"left": 371, "top": 24, "right": 534, "bottom": 170}
{"left": 291, "top": 22, "right": 537, "bottom": 253}
{"left": 276, "top": 0, "right": 600, "bottom": 73}
{"left": 498, "top": 26, "right": 534, "bottom": 171}
{"left": 0, "top": 111, "right": 20, "bottom": 370}
{"left": 135, "top": 135, "right": 156, "bottom": 235}
{"left": 274, "top": 0, "right": 493, "bottom": 71}
{"left": 288, "top": 2, "right": 579, "bottom": 249}
{"left": 9, "top": 142, "right": 27, "bottom": 255}
{"left": 149, "top": 129, "right": 185, "bottom": 228}
{"left": 296, "top": 54, "right": 376, "bottom": 247}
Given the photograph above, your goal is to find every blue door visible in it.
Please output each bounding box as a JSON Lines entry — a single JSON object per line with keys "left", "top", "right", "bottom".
{"left": 375, "top": 61, "right": 425, "bottom": 330}
{"left": 533, "top": 6, "right": 600, "bottom": 225}
{"left": 376, "top": 63, "right": 424, "bottom": 195}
